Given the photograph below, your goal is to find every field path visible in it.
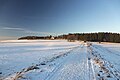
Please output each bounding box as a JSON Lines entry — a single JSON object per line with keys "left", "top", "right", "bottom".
{"left": 44, "top": 44, "right": 96, "bottom": 80}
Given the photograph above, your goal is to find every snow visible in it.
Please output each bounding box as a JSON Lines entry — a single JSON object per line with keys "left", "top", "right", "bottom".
{"left": 0, "top": 40, "right": 120, "bottom": 80}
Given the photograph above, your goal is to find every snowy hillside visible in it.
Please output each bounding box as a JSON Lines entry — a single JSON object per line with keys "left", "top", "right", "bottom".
{"left": 0, "top": 40, "right": 120, "bottom": 80}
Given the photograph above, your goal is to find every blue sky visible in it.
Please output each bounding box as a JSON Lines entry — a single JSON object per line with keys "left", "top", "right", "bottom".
{"left": 0, "top": 0, "right": 120, "bottom": 40}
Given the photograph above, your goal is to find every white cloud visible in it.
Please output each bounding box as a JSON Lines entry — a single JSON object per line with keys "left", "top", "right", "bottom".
{"left": 1, "top": 27, "right": 24, "bottom": 31}
{"left": 0, "top": 26, "right": 57, "bottom": 35}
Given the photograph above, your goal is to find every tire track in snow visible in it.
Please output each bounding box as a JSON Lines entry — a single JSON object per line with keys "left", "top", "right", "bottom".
{"left": 87, "top": 44, "right": 96, "bottom": 80}
{"left": 44, "top": 45, "right": 84, "bottom": 80}
{"left": 90, "top": 44, "right": 120, "bottom": 80}
{"left": 44, "top": 43, "right": 88, "bottom": 80}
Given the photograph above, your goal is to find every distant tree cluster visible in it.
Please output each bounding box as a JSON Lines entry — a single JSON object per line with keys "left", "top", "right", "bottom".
{"left": 18, "top": 35, "right": 54, "bottom": 40}
{"left": 18, "top": 32, "right": 120, "bottom": 43}
{"left": 56, "top": 32, "right": 120, "bottom": 43}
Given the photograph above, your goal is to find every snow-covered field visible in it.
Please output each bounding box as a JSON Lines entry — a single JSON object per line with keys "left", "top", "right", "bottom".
{"left": 0, "top": 40, "right": 120, "bottom": 80}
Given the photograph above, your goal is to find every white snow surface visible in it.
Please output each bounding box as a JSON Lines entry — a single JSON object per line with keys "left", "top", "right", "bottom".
{"left": 0, "top": 40, "right": 120, "bottom": 80}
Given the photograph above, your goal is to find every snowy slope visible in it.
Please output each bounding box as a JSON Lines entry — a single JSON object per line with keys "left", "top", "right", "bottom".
{"left": 0, "top": 40, "right": 120, "bottom": 80}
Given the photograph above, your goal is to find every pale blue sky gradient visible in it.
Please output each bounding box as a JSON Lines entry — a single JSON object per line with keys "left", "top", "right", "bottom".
{"left": 0, "top": 0, "right": 120, "bottom": 40}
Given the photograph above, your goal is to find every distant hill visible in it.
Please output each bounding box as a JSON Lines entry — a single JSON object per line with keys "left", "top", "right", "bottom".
{"left": 18, "top": 32, "right": 120, "bottom": 43}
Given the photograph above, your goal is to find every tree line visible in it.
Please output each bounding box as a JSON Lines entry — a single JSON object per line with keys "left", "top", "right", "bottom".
{"left": 18, "top": 35, "right": 53, "bottom": 40}
{"left": 18, "top": 32, "right": 120, "bottom": 43}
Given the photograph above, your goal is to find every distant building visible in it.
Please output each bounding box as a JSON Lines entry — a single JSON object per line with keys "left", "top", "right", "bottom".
{"left": 51, "top": 36, "right": 54, "bottom": 40}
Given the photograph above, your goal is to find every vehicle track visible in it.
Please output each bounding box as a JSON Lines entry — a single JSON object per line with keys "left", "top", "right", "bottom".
{"left": 91, "top": 44, "right": 120, "bottom": 80}
{"left": 45, "top": 45, "right": 84, "bottom": 80}
{"left": 46, "top": 43, "right": 97, "bottom": 80}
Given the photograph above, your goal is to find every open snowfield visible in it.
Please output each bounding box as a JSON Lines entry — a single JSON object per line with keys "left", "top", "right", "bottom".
{"left": 0, "top": 40, "right": 120, "bottom": 80}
